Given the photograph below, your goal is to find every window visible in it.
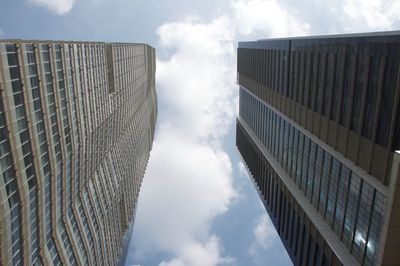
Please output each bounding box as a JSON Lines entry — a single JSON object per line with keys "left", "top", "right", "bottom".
{"left": 9, "top": 66, "right": 20, "bottom": 80}
{"left": 350, "top": 54, "right": 367, "bottom": 133}
{"left": 7, "top": 53, "right": 18, "bottom": 66}
{"left": 296, "top": 134, "right": 304, "bottom": 186}
{"left": 340, "top": 53, "right": 355, "bottom": 127}
{"left": 291, "top": 129, "right": 299, "bottom": 180}
{"left": 364, "top": 191, "right": 385, "bottom": 265}
{"left": 315, "top": 51, "right": 326, "bottom": 113}
{"left": 393, "top": 109, "right": 400, "bottom": 150}
{"left": 306, "top": 142, "right": 317, "bottom": 199}
{"left": 331, "top": 49, "right": 344, "bottom": 121}
{"left": 375, "top": 43, "right": 399, "bottom": 147}
{"left": 326, "top": 158, "right": 340, "bottom": 225}
{"left": 342, "top": 173, "right": 361, "bottom": 249}
{"left": 13, "top": 92, "right": 24, "bottom": 107}
{"left": 302, "top": 49, "right": 312, "bottom": 105}
{"left": 297, "top": 51, "right": 306, "bottom": 104}
{"left": 308, "top": 51, "right": 318, "bottom": 109}
{"left": 353, "top": 182, "right": 374, "bottom": 262}
{"left": 334, "top": 165, "right": 350, "bottom": 235}
{"left": 322, "top": 53, "right": 332, "bottom": 117}
{"left": 312, "top": 147, "right": 324, "bottom": 208}
{"left": 319, "top": 153, "right": 332, "bottom": 215}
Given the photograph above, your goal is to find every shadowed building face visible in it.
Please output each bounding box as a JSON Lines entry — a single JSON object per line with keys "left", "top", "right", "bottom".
{"left": 236, "top": 32, "right": 400, "bottom": 266}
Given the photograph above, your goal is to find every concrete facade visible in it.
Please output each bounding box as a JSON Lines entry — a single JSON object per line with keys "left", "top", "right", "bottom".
{"left": 0, "top": 40, "right": 157, "bottom": 265}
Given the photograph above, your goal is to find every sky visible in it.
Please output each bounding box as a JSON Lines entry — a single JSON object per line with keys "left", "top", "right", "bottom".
{"left": 1, "top": 0, "right": 400, "bottom": 265}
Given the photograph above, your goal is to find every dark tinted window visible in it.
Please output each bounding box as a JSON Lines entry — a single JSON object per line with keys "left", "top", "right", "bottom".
{"left": 350, "top": 53, "right": 367, "bottom": 133}
{"left": 340, "top": 51, "right": 355, "bottom": 127}
{"left": 376, "top": 43, "right": 400, "bottom": 147}
{"left": 331, "top": 47, "right": 344, "bottom": 121}
{"left": 393, "top": 111, "right": 400, "bottom": 150}
{"left": 315, "top": 51, "right": 326, "bottom": 113}
{"left": 308, "top": 51, "right": 318, "bottom": 109}
{"left": 362, "top": 49, "right": 381, "bottom": 140}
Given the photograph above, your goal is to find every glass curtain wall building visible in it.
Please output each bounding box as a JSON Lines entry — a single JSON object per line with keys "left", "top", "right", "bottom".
{"left": 236, "top": 32, "right": 400, "bottom": 265}
{"left": 0, "top": 40, "right": 157, "bottom": 266}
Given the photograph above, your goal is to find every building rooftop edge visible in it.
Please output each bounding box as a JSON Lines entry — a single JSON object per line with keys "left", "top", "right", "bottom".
{"left": 239, "top": 29, "right": 400, "bottom": 44}
{"left": 0, "top": 39, "right": 155, "bottom": 48}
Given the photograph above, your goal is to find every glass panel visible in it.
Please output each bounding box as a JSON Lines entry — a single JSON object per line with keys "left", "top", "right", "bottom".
{"left": 333, "top": 165, "right": 350, "bottom": 235}
{"left": 353, "top": 182, "right": 374, "bottom": 262}
{"left": 312, "top": 147, "right": 324, "bottom": 208}
{"left": 362, "top": 53, "right": 380, "bottom": 139}
{"left": 350, "top": 54, "right": 367, "bottom": 133}
{"left": 306, "top": 142, "right": 316, "bottom": 199}
{"left": 331, "top": 49, "right": 343, "bottom": 121}
{"left": 326, "top": 158, "right": 340, "bottom": 226}
{"left": 315, "top": 51, "right": 326, "bottom": 113}
{"left": 340, "top": 53, "right": 354, "bottom": 127}
{"left": 296, "top": 134, "right": 304, "bottom": 186}
{"left": 364, "top": 192, "right": 385, "bottom": 266}
{"left": 301, "top": 138, "right": 310, "bottom": 193}
{"left": 291, "top": 129, "right": 299, "bottom": 180}
{"left": 375, "top": 43, "right": 399, "bottom": 147}
{"left": 343, "top": 173, "right": 361, "bottom": 249}
{"left": 319, "top": 152, "right": 331, "bottom": 215}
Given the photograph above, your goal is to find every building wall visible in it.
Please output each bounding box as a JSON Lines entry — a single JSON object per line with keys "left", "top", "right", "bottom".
{"left": 237, "top": 34, "right": 400, "bottom": 184}
{"left": 237, "top": 119, "right": 344, "bottom": 266}
{"left": 0, "top": 40, "right": 157, "bottom": 266}
{"left": 236, "top": 32, "right": 400, "bottom": 266}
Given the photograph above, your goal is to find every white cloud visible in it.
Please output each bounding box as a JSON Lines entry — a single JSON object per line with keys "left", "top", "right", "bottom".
{"left": 132, "top": 1, "right": 312, "bottom": 265}
{"left": 249, "top": 214, "right": 277, "bottom": 255}
{"left": 132, "top": 15, "right": 239, "bottom": 266}
{"left": 134, "top": 129, "right": 236, "bottom": 252}
{"left": 29, "top": 0, "right": 76, "bottom": 14}
{"left": 341, "top": 0, "right": 400, "bottom": 31}
{"left": 159, "top": 236, "right": 234, "bottom": 266}
{"left": 156, "top": 16, "right": 237, "bottom": 145}
{"left": 131, "top": 0, "right": 400, "bottom": 265}
{"left": 237, "top": 161, "right": 247, "bottom": 177}
{"left": 232, "top": 0, "right": 311, "bottom": 37}
{"left": 133, "top": 128, "right": 236, "bottom": 265}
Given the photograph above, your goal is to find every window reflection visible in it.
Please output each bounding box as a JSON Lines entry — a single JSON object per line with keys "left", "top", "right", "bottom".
{"left": 239, "top": 88, "right": 385, "bottom": 264}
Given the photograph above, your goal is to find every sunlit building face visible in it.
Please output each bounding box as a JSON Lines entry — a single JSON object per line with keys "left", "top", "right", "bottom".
{"left": 0, "top": 41, "right": 157, "bottom": 266}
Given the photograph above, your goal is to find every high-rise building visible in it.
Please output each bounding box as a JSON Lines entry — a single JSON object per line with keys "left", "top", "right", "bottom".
{"left": 0, "top": 40, "right": 157, "bottom": 266}
{"left": 236, "top": 32, "right": 400, "bottom": 265}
